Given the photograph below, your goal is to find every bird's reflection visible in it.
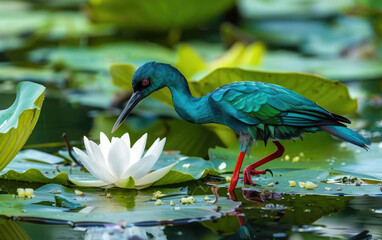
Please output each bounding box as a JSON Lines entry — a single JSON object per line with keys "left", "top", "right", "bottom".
{"left": 228, "top": 189, "right": 246, "bottom": 226}
{"left": 242, "top": 188, "right": 282, "bottom": 202}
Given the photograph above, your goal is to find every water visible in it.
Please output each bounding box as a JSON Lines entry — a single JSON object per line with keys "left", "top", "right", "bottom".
{"left": 1, "top": 183, "right": 381, "bottom": 239}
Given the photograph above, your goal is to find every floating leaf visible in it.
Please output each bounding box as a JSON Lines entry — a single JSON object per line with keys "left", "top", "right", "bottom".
{"left": 31, "top": 42, "right": 176, "bottom": 72}
{"left": 0, "top": 82, "right": 45, "bottom": 171}
{"left": 238, "top": 0, "right": 355, "bottom": 19}
{"left": 210, "top": 143, "right": 382, "bottom": 196}
{"left": 87, "top": 0, "right": 236, "bottom": 31}
{"left": 16, "top": 150, "right": 65, "bottom": 165}
{"left": 261, "top": 51, "right": 382, "bottom": 81}
{"left": 175, "top": 42, "right": 265, "bottom": 80}
{"left": 0, "top": 184, "right": 240, "bottom": 224}
{"left": 242, "top": 17, "right": 373, "bottom": 57}
{"left": 0, "top": 66, "right": 66, "bottom": 85}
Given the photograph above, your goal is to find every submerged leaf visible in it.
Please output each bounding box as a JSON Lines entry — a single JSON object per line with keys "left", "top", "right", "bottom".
{"left": 0, "top": 82, "right": 45, "bottom": 171}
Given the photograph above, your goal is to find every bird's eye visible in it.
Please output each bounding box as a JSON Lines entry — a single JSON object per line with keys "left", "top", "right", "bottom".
{"left": 142, "top": 78, "right": 150, "bottom": 87}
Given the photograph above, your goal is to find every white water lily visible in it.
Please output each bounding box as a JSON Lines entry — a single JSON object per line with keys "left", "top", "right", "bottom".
{"left": 72, "top": 132, "right": 176, "bottom": 189}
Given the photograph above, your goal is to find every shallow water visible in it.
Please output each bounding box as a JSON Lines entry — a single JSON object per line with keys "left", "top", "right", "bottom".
{"left": 1, "top": 182, "right": 381, "bottom": 239}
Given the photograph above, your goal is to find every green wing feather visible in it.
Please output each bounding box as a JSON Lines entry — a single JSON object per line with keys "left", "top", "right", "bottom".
{"left": 210, "top": 81, "right": 349, "bottom": 142}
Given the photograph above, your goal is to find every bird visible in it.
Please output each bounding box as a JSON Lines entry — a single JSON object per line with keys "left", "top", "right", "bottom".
{"left": 112, "top": 61, "right": 371, "bottom": 191}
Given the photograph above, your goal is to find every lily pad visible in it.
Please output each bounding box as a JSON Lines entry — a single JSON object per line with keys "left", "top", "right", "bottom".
{"left": 243, "top": 169, "right": 382, "bottom": 196}
{"left": 87, "top": 0, "right": 236, "bottom": 31}
{"left": 261, "top": 51, "right": 382, "bottom": 82}
{"left": 0, "top": 66, "right": 66, "bottom": 85}
{"left": 242, "top": 17, "right": 373, "bottom": 57}
{"left": 0, "top": 184, "right": 240, "bottom": 225}
{"left": 16, "top": 150, "right": 65, "bottom": 165}
{"left": 0, "top": 8, "right": 113, "bottom": 40}
{"left": 238, "top": 0, "right": 355, "bottom": 19}
{"left": 30, "top": 42, "right": 176, "bottom": 72}
{"left": 0, "top": 82, "right": 45, "bottom": 171}
{"left": 210, "top": 143, "right": 382, "bottom": 196}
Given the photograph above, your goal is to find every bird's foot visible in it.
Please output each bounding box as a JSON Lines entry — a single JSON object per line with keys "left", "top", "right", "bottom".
{"left": 251, "top": 169, "right": 273, "bottom": 177}
{"left": 243, "top": 167, "right": 273, "bottom": 186}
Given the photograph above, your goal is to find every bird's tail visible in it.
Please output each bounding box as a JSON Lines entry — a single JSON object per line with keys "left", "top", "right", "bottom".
{"left": 320, "top": 126, "right": 371, "bottom": 150}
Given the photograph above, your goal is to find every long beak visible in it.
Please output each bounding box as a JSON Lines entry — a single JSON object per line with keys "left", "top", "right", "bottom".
{"left": 112, "top": 91, "right": 144, "bottom": 133}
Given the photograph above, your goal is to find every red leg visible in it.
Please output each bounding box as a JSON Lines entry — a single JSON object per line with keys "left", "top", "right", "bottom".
{"left": 243, "top": 141, "right": 285, "bottom": 185}
{"left": 228, "top": 190, "right": 246, "bottom": 226}
{"left": 228, "top": 151, "right": 246, "bottom": 191}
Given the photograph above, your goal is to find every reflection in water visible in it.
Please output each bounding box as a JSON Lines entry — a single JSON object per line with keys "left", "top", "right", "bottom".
{"left": 228, "top": 190, "right": 245, "bottom": 226}
{"left": 223, "top": 187, "right": 377, "bottom": 239}
{"left": 85, "top": 226, "right": 166, "bottom": 240}
{"left": 242, "top": 189, "right": 282, "bottom": 202}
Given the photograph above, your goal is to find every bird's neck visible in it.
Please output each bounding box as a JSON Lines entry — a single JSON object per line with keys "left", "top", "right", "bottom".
{"left": 167, "top": 79, "right": 212, "bottom": 124}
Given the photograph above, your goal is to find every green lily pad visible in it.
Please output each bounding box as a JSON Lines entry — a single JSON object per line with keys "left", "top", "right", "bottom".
{"left": 87, "top": 0, "right": 236, "bottom": 31}
{"left": 238, "top": 0, "right": 354, "bottom": 19}
{"left": 16, "top": 150, "right": 65, "bottom": 165}
{"left": 261, "top": 51, "right": 382, "bottom": 82}
{"left": 0, "top": 66, "right": 66, "bottom": 85}
{"left": 242, "top": 17, "right": 373, "bottom": 57}
{"left": 210, "top": 142, "right": 382, "bottom": 196}
{"left": 0, "top": 8, "right": 113, "bottom": 40}
{"left": 0, "top": 184, "right": 240, "bottom": 224}
{"left": 250, "top": 168, "right": 381, "bottom": 196}
{"left": 30, "top": 42, "right": 176, "bottom": 72}
{"left": 0, "top": 82, "right": 45, "bottom": 171}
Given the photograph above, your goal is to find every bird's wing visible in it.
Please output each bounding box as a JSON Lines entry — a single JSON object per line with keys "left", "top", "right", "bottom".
{"left": 210, "top": 81, "right": 349, "bottom": 127}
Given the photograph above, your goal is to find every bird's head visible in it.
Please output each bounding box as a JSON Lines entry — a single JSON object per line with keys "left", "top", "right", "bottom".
{"left": 112, "top": 61, "right": 180, "bottom": 132}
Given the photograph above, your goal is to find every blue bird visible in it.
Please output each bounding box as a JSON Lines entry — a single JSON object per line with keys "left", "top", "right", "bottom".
{"left": 112, "top": 62, "right": 371, "bottom": 191}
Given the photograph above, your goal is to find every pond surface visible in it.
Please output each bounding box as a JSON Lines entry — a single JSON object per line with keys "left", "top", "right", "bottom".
{"left": 1, "top": 180, "right": 381, "bottom": 239}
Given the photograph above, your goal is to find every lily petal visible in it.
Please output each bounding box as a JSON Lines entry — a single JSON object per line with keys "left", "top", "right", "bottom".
{"left": 99, "top": 132, "right": 111, "bottom": 159}
{"left": 121, "top": 132, "right": 130, "bottom": 148}
{"left": 73, "top": 147, "right": 113, "bottom": 182}
{"left": 122, "top": 155, "right": 156, "bottom": 180}
{"left": 134, "top": 162, "right": 177, "bottom": 188}
{"left": 130, "top": 133, "right": 147, "bottom": 165}
{"left": 69, "top": 179, "right": 110, "bottom": 187}
{"left": 144, "top": 138, "right": 166, "bottom": 159}
{"left": 143, "top": 138, "right": 159, "bottom": 157}
{"left": 121, "top": 137, "right": 165, "bottom": 179}
{"left": 107, "top": 138, "right": 130, "bottom": 178}
{"left": 88, "top": 140, "right": 117, "bottom": 182}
